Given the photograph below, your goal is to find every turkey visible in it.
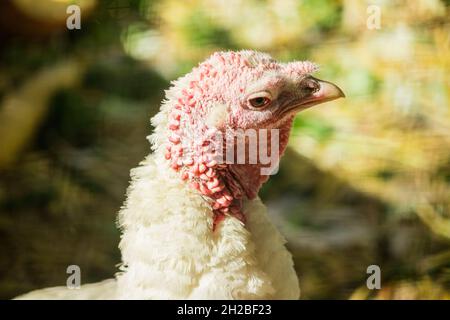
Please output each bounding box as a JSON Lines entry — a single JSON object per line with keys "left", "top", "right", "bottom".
{"left": 16, "top": 50, "right": 344, "bottom": 299}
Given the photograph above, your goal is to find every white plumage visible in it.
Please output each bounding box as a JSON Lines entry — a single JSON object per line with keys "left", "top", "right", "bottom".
{"left": 16, "top": 154, "right": 299, "bottom": 299}
{"left": 16, "top": 50, "right": 344, "bottom": 300}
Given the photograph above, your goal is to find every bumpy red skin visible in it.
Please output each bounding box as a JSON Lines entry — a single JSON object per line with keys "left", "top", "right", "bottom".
{"left": 164, "top": 52, "right": 317, "bottom": 230}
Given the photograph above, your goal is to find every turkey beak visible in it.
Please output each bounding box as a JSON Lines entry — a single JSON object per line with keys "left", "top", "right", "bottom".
{"left": 296, "top": 76, "right": 345, "bottom": 109}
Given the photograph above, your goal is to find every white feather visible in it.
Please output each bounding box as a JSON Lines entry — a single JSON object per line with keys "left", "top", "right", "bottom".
{"left": 15, "top": 55, "right": 300, "bottom": 299}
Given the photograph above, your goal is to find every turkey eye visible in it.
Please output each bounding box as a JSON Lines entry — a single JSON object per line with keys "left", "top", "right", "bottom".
{"left": 249, "top": 96, "right": 271, "bottom": 108}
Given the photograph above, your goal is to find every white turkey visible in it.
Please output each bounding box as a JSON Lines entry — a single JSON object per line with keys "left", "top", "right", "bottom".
{"left": 16, "top": 50, "right": 344, "bottom": 299}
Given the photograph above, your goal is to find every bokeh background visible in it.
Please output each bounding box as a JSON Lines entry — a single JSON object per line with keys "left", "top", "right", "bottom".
{"left": 0, "top": 0, "right": 449, "bottom": 299}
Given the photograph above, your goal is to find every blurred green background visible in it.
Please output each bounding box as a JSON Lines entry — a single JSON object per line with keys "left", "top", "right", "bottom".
{"left": 0, "top": 0, "right": 449, "bottom": 299}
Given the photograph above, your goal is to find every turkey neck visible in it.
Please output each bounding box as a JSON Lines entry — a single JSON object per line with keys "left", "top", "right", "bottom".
{"left": 220, "top": 119, "right": 294, "bottom": 203}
